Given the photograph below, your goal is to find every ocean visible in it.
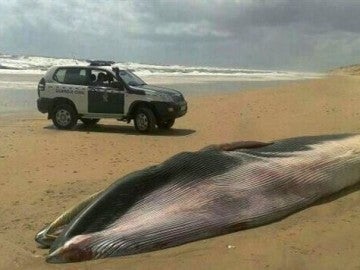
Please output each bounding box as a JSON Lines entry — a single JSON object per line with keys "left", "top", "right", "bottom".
{"left": 0, "top": 54, "right": 323, "bottom": 113}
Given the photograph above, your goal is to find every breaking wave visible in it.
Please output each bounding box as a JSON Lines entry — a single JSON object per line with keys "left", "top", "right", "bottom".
{"left": 0, "top": 53, "right": 322, "bottom": 80}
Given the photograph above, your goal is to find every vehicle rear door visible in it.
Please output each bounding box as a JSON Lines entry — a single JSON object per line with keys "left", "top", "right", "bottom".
{"left": 52, "top": 67, "right": 88, "bottom": 114}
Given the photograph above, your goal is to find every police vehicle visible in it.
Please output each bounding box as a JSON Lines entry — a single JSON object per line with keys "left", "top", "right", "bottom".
{"left": 36, "top": 61, "right": 187, "bottom": 133}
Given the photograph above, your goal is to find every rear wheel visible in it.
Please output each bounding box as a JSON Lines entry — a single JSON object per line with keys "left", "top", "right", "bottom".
{"left": 134, "top": 107, "right": 156, "bottom": 133}
{"left": 157, "top": 119, "right": 175, "bottom": 130}
{"left": 80, "top": 118, "right": 100, "bottom": 126}
{"left": 52, "top": 104, "right": 78, "bottom": 130}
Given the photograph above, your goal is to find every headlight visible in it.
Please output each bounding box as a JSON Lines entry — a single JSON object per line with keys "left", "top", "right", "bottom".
{"left": 148, "top": 92, "right": 173, "bottom": 102}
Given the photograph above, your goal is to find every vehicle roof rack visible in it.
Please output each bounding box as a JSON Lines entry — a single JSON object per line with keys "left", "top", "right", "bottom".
{"left": 87, "top": 60, "right": 115, "bottom": 66}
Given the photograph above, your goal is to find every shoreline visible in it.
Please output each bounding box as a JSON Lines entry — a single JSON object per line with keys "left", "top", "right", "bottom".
{"left": 0, "top": 76, "right": 359, "bottom": 269}
{"left": 0, "top": 75, "right": 324, "bottom": 114}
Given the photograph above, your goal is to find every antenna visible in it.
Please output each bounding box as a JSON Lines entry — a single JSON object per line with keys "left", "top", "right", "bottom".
{"left": 73, "top": 55, "right": 79, "bottom": 65}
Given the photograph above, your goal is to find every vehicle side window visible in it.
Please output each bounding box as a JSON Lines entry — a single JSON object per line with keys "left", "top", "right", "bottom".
{"left": 54, "top": 68, "right": 89, "bottom": 85}
{"left": 90, "top": 69, "right": 116, "bottom": 87}
{"left": 53, "top": 69, "right": 66, "bottom": 83}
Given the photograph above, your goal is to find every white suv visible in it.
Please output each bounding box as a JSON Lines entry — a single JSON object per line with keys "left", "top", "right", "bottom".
{"left": 36, "top": 61, "right": 187, "bottom": 133}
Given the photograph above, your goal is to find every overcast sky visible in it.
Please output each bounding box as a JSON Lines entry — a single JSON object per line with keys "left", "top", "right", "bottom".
{"left": 1, "top": 0, "right": 360, "bottom": 71}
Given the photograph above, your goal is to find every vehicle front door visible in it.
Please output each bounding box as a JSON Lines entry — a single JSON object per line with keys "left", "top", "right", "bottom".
{"left": 87, "top": 69, "right": 125, "bottom": 114}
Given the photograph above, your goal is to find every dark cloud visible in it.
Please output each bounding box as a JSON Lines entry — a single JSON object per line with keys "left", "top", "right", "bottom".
{"left": 1, "top": 0, "right": 360, "bottom": 71}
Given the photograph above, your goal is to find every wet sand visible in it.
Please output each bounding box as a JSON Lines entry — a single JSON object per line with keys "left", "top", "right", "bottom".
{"left": 0, "top": 76, "right": 359, "bottom": 269}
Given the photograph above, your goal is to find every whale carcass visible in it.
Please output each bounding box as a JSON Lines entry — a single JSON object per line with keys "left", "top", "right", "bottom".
{"left": 36, "top": 134, "right": 360, "bottom": 263}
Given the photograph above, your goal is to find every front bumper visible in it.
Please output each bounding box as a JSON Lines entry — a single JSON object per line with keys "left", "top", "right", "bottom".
{"left": 37, "top": 98, "right": 53, "bottom": 113}
{"left": 151, "top": 101, "right": 187, "bottom": 121}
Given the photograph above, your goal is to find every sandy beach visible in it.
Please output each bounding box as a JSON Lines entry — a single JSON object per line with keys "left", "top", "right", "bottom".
{"left": 0, "top": 75, "right": 359, "bottom": 269}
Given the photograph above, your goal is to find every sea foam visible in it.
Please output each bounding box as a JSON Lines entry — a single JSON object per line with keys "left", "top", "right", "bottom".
{"left": 0, "top": 53, "right": 322, "bottom": 81}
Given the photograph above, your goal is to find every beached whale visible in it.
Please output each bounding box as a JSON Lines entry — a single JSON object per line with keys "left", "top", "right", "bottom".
{"left": 36, "top": 134, "right": 360, "bottom": 263}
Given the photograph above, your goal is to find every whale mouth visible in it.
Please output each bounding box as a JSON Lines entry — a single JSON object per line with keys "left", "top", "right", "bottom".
{"left": 35, "top": 225, "right": 67, "bottom": 248}
{"left": 46, "top": 245, "right": 96, "bottom": 264}
{"left": 46, "top": 247, "right": 68, "bottom": 264}
{"left": 35, "top": 227, "right": 54, "bottom": 248}
{"left": 46, "top": 234, "right": 96, "bottom": 263}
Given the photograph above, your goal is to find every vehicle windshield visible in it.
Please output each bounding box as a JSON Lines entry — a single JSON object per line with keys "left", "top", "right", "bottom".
{"left": 117, "top": 70, "right": 146, "bottom": 87}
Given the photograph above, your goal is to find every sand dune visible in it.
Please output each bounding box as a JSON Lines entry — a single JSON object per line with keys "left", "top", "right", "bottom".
{"left": 331, "top": 64, "right": 360, "bottom": 76}
{"left": 0, "top": 76, "right": 359, "bottom": 269}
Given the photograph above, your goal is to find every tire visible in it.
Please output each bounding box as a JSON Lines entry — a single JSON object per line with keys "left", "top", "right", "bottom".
{"left": 52, "top": 103, "right": 78, "bottom": 130}
{"left": 157, "top": 119, "right": 175, "bottom": 130}
{"left": 80, "top": 118, "right": 100, "bottom": 126}
{"left": 134, "top": 107, "right": 156, "bottom": 133}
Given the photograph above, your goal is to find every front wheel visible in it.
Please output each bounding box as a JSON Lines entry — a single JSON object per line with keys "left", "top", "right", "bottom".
{"left": 134, "top": 107, "right": 156, "bottom": 133}
{"left": 52, "top": 104, "right": 78, "bottom": 130}
{"left": 157, "top": 119, "right": 175, "bottom": 130}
